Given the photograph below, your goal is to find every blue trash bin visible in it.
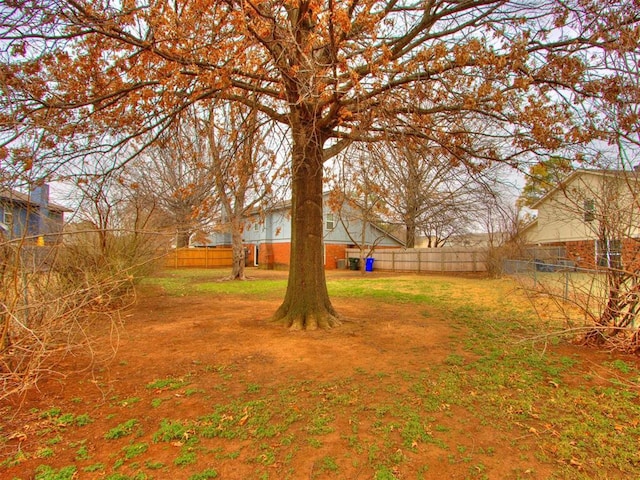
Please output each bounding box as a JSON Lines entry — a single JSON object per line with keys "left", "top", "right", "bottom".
{"left": 365, "top": 257, "right": 374, "bottom": 272}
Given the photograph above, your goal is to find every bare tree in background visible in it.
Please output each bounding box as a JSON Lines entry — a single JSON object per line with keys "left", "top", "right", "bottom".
{"left": 72, "top": 169, "right": 169, "bottom": 268}
{"left": 130, "top": 116, "right": 217, "bottom": 249}
{"left": 474, "top": 180, "right": 525, "bottom": 276}
{"left": 202, "top": 101, "right": 284, "bottom": 280}
{"left": 371, "top": 140, "right": 509, "bottom": 248}
{"left": 329, "top": 148, "right": 394, "bottom": 271}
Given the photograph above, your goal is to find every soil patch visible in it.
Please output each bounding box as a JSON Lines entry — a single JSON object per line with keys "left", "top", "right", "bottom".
{"left": 0, "top": 273, "right": 627, "bottom": 479}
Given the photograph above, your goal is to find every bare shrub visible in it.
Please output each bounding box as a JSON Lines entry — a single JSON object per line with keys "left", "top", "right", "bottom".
{"left": 485, "top": 241, "right": 526, "bottom": 278}
{"left": 0, "top": 229, "right": 161, "bottom": 401}
{"left": 581, "top": 269, "right": 640, "bottom": 353}
{"left": 508, "top": 258, "right": 640, "bottom": 354}
{"left": 515, "top": 167, "right": 640, "bottom": 353}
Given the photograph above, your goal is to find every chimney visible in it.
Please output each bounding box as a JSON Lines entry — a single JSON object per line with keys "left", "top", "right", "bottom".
{"left": 30, "top": 182, "right": 50, "bottom": 244}
{"left": 30, "top": 183, "right": 50, "bottom": 208}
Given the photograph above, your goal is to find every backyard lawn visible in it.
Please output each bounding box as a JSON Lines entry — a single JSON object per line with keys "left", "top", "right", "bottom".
{"left": 1, "top": 269, "right": 639, "bottom": 479}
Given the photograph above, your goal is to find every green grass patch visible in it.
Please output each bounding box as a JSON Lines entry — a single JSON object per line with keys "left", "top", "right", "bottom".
{"left": 104, "top": 419, "right": 140, "bottom": 440}
{"left": 604, "top": 359, "right": 635, "bottom": 374}
{"left": 189, "top": 469, "right": 219, "bottom": 480}
{"left": 117, "top": 397, "right": 142, "bottom": 407}
{"left": 75, "top": 443, "right": 90, "bottom": 461}
{"left": 319, "top": 455, "right": 339, "bottom": 473}
{"left": 83, "top": 463, "right": 105, "bottom": 473}
{"left": 36, "top": 447, "right": 55, "bottom": 458}
{"left": 145, "top": 460, "right": 165, "bottom": 470}
{"left": 146, "top": 376, "right": 191, "bottom": 391}
{"left": 34, "top": 465, "right": 77, "bottom": 480}
{"left": 153, "top": 419, "right": 190, "bottom": 443}
{"left": 122, "top": 442, "right": 149, "bottom": 459}
{"left": 36, "top": 408, "right": 92, "bottom": 429}
{"left": 143, "top": 269, "right": 286, "bottom": 298}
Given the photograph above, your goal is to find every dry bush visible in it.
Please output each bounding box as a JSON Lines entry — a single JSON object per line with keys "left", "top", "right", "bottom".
{"left": 510, "top": 265, "right": 640, "bottom": 354}
{"left": 485, "top": 240, "right": 528, "bottom": 279}
{"left": 0, "top": 230, "right": 162, "bottom": 401}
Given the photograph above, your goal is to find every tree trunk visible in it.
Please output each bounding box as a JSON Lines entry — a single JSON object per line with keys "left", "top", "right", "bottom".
{"left": 175, "top": 229, "right": 190, "bottom": 248}
{"left": 229, "top": 218, "right": 246, "bottom": 280}
{"left": 405, "top": 217, "right": 416, "bottom": 249}
{"left": 272, "top": 119, "right": 340, "bottom": 330}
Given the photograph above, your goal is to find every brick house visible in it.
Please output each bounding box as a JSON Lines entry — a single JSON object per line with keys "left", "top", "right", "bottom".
{"left": 211, "top": 194, "right": 405, "bottom": 269}
{"left": 522, "top": 169, "right": 640, "bottom": 269}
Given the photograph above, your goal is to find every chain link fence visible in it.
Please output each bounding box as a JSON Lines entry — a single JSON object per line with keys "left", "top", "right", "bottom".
{"left": 503, "top": 258, "right": 607, "bottom": 305}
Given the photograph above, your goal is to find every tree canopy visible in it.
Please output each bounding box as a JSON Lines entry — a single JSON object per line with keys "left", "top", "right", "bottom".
{"left": 1, "top": 0, "right": 639, "bottom": 328}
{"left": 518, "top": 156, "right": 574, "bottom": 208}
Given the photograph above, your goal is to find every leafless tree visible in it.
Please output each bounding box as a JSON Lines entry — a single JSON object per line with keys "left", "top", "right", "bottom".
{"left": 129, "top": 116, "right": 217, "bottom": 249}
{"left": 329, "top": 148, "right": 395, "bottom": 271}
{"left": 201, "top": 101, "right": 284, "bottom": 280}
{"left": 369, "top": 140, "right": 512, "bottom": 248}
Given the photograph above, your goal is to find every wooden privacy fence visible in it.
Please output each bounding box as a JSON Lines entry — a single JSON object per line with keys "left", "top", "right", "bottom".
{"left": 346, "top": 247, "right": 487, "bottom": 273}
{"left": 165, "top": 247, "right": 233, "bottom": 268}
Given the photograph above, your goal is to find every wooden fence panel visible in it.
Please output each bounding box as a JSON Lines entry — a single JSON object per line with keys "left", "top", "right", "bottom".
{"left": 164, "top": 248, "right": 233, "bottom": 268}
{"left": 346, "top": 247, "right": 486, "bottom": 273}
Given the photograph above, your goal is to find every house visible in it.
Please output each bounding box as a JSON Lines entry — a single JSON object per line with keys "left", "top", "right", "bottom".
{"left": 0, "top": 184, "right": 71, "bottom": 245}
{"left": 522, "top": 169, "right": 640, "bottom": 269}
{"left": 209, "top": 194, "right": 405, "bottom": 269}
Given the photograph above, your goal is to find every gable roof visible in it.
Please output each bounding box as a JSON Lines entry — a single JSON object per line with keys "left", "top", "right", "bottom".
{"left": 520, "top": 216, "right": 538, "bottom": 234}
{"left": 529, "top": 168, "right": 639, "bottom": 210}
{"left": 0, "top": 188, "right": 71, "bottom": 213}
{"left": 242, "top": 192, "right": 405, "bottom": 246}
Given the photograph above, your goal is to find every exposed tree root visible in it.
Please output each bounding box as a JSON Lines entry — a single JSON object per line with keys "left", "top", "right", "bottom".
{"left": 271, "top": 305, "right": 342, "bottom": 330}
{"left": 580, "top": 326, "right": 640, "bottom": 354}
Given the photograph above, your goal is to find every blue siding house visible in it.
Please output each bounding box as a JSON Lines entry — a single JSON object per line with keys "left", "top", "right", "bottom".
{"left": 211, "top": 194, "right": 405, "bottom": 269}
{"left": 0, "top": 184, "right": 70, "bottom": 245}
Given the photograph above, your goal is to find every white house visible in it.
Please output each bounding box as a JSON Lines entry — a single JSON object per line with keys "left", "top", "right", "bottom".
{"left": 522, "top": 169, "right": 640, "bottom": 269}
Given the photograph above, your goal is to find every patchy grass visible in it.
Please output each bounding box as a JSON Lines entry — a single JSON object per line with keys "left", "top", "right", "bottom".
{"left": 3, "top": 270, "right": 640, "bottom": 479}
{"left": 104, "top": 419, "right": 140, "bottom": 440}
{"left": 143, "top": 268, "right": 287, "bottom": 298}
{"left": 146, "top": 376, "right": 191, "bottom": 391}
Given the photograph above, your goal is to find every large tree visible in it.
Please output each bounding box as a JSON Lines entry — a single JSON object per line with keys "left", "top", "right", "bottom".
{"left": 2, "top": 1, "right": 638, "bottom": 329}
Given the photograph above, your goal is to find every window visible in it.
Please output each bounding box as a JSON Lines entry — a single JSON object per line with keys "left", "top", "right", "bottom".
{"left": 325, "top": 213, "right": 335, "bottom": 230}
{"left": 0, "top": 207, "right": 13, "bottom": 233}
{"left": 596, "top": 238, "right": 622, "bottom": 269}
{"left": 583, "top": 199, "right": 595, "bottom": 222}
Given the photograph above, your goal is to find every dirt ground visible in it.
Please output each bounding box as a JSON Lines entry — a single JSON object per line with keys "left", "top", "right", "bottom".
{"left": 0, "top": 271, "right": 628, "bottom": 479}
